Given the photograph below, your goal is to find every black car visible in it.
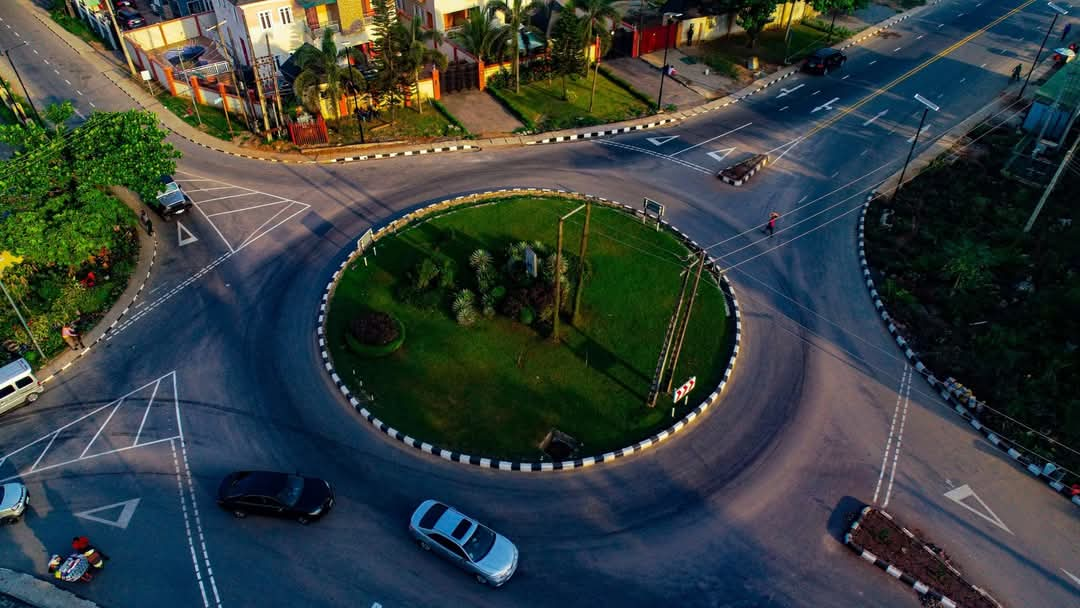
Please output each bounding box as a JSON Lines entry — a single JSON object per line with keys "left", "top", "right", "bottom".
{"left": 149, "top": 175, "right": 193, "bottom": 220}
{"left": 117, "top": 7, "right": 145, "bottom": 29}
{"left": 217, "top": 471, "right": 334, "bottom": 524}
{"left": 804, "top": 48, "right": 846, "bottom": 74}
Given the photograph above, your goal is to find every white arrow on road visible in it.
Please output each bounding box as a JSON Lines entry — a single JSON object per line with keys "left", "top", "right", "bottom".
{"left": 811, "top": 97, "right": 840, "bottom": 113}
{"left": 776, "top": 84, "right": 805, "bottom": 98}
{"left": 907, "top": 126, "right": 931, "bottom": 143}
{"left": 177, "top": 221, "right": 199, "bottom": 247}
{"left": 1064, "top": 569, "right": 1080, "bottom": 587}
{"left": 75, "top": 498, "right": 141, "bottom": 530}
{"left": 646, "top": 135, "right": 679, "bottom": 146}
{"left": 862, "top": 109, "right": 888, "bottom": 126}
{"left": 706, "top": 148, "right": 736, "bottom": 163}
{"left": 943, "top": 484, "right": 1013, "bottom": 534}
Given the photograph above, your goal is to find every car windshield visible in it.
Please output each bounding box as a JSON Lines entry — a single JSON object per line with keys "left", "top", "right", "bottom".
{"left": 158, "top": 188, "right": 185, "bottom": 206}
{"left": 462, "top": 525, "right": 496, "bottom": 562}
{"left": 275, "top": 475, "right": 305, "bottom": 507}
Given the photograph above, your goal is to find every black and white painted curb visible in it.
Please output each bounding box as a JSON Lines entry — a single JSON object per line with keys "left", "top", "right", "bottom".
{"left": 845, "top": 507, "right": 1001, "bottom": 608}
{"left": 858, "top": 192, "right": 1080, "bottom": 508}
{"left": 524, "top": 117, "right": 679, "bottom": 145}
{"left": 718, "top": 154, "right": 769, "bottom": 186}
{"left": 38, "top": 237, "right": 158, "bottom": 386}
{"left": 316, "top": 188, "right": 741, "bottom": 471}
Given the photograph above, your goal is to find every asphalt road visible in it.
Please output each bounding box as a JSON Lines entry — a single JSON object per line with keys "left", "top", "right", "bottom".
{"left": 1, "top": 0, "right": 1078, "bottom": 607}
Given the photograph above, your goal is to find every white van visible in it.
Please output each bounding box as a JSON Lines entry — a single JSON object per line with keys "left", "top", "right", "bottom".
{"left": 0, "top": 358, "right": 43, "bottom": 416}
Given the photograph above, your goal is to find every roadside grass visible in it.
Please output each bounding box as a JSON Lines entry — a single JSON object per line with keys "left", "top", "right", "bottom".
{"left": 156, "top": 92, "right": 243, "bottom": 141}
{"left": 326, "top": 197, "right": 733, "bottom": 460}
{"left": 489, "top": 72, "right": 651, "bottom": 132}
{"left": 48, "top": 0, "right": 105, "bottom": 46}
{"left": 701, "top": 21, "right": 852, "bottom": 69}
{"left": 328, "top": 104, "right": 456, "bottom": 143}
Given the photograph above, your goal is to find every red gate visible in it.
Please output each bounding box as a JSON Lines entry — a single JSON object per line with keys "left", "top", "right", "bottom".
{"left": 288, "top": 114, "right": 329, "bottom": 146}
{"left": 637, "top": 22, "right": 677, "bottom": 56}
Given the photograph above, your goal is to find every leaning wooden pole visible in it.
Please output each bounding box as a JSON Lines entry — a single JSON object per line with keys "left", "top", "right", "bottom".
{"left": 647, "top": 259, "right": 692, "bottom": 407}
{"left": 571, "top": 202, "right": 592, "bottom": 324}
{"left": 665, "top": 250, "right": 706, "bottom": 393}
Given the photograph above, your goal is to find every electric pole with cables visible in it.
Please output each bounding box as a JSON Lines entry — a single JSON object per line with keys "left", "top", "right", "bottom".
{"left": 646, "top": 252, "right": 696, "bottom": 407}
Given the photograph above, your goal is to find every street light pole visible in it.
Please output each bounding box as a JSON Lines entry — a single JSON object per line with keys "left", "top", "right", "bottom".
{"left": 894, "top": 93, "right": 940, "bottom": 200}
{"left": 2, "top": 43, "right": 38, "bottom": 119}
{"left": 102, "top": 0, "right": 138, "bottom": 78}
{"left": 655, "top": 12, "right": 681, "bottom": 111}
{"left": 1020, "top": 2, "right": 1069, "bottom": 99}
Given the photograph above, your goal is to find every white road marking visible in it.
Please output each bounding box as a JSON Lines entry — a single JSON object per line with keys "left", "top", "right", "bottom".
{"left": 882, "top": 366, "right": 912, "bottom": 508}
{"left": 1063, "top": 569, "right": 1080, "bottom": 587}
{"left": 53, "top": 69, "right": 59, "bottom": 75}
{"left": 596, "top": 140, "right": 711, "bottom": 174}
{"left": 89, "top": 101, "right": 96, "bottom": 108}
{"left": 372, "top": 604, "right": 382, "bottom": 608}
{"left": 958, "top": 11, "right": 965, "bottom": 16}
{"left": 863, "top": 109, "right": 888, "bottom": 126}
{"left": 959, "top": 77, "right": 966, "bottom": 83}
{"left": 175, "top": 380, "right": 222, "bottom": 608}
{"left": 172, "top": 439, "right": 210, "bottom": 608}
{"left": 133, "top": 378, "right": 161, "bottom": 447}
{"left": 916, "top": 34, "right": 924, "bottom": 40}
{"left": 13, "top": 31, "right": 19, "bottom": 37}
{"left": 976, "top": 2, "right": 982, "bottom": 6}
{"left": 75, "top": 498, "right": 141, "bottom": 529}
{"left": 776, "top": 83, "right": 805, "bottom": 98}
{"left": 811, "top": 97, "right": 840, "bottom": 113}
{"left": 938, "top": 23, "right": 945, "bottom": 29}
{"left": 670, "top": 122, "right": 752, "bottom": 156}
{"left": 43, "top": 58, "right": 49, "bottom": 65}
{"left": 907, "top": 126, "right": 931, "bottom": 143}
{"left": 859, "top": 149, "right": 869, "bottom": 156}
{"left": 73, "top": 108, "right": 85, "bottom": 119}
{"left": 797, "top": 194, "right": 809, "bottom": 204}
{"left": 177, "top": 221, "right": 199, "bottom": 247}
{"left": 706, "top": 148, "right": 735, "bottom": 163}
{"left": 841, "top": 74, "right": 850, "bottom": 80}
{"left": 811, "top": 89, "right": 821, "bottom": 96}
{"left": 76, "top": 89, "right": 83, "bottom": 95}
{"left": 80, "top": 399, "right": 124, "bottom": 458}
{"left": 869, "top": 60, "right": 877, "bottom": 65}
{"left": 873, "top": 366, "right": 910, "bottom": 504}
{"left": 980, "top": 62, "right": 987, "bottom": 68}
{"left": 32, "top": 48, "right": 38, "bottom": 54}
{"left": 646, "top": 135, "right": 679, "bottom": 146}
{"left": 893, "top": 47, "right": 902, "bottom": 52}
{"left": 779, "top": 105, "right": 790, "bottom": 111}
{"left": 64, "top": 79, "right": 71, "bottom": 85}
{"left": 943, "top": 484, "right": 1013, "bottom": 534}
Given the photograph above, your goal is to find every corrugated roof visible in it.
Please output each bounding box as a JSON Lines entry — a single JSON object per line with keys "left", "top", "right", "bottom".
{"left": 1036, "top": 60, "right": 1080, "bottom": 111}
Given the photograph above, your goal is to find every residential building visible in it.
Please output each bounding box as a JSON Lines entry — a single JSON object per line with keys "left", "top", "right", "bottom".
{"left": 399, "top": 0, "right": 480, "bottom": 33}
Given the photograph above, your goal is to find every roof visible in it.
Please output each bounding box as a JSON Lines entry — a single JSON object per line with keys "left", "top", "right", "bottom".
{"left": 1036, "top": 60, "right": 1080, "bottom": 112}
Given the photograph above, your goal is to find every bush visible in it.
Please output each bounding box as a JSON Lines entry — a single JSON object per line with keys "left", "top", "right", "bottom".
{"left": 350, "top": 311, "right": 401, "bottom": 346}
{"left": 519, "top": 306, "right": 535, "bottom": 325}
{"left": 703, "top": 55, "right": 739, "bottom": 79}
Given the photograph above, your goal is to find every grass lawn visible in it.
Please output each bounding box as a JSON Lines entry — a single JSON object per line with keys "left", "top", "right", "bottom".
{"left": 156, "top": 92, "right": 245, "bottom": 142}
{"left": 702, "top": 22, "right": 850, "bottom": 69}
{"left": 328, "top": 104, "right": 455, "bottom": 144}
{"left": 326, "top": 197, "right": 733, "bottom": 460}
{"left": 492, "top": 72, "right": 652, "bottom": 131}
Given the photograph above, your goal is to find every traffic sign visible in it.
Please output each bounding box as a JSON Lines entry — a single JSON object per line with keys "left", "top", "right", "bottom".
{"left": 673, "top": 376, "right": 696, "bottom": 403}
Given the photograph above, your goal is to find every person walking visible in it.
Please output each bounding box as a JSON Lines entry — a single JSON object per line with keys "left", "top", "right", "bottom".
{"left": 686, "top": 23, "right": 695, "bottom": 47}
{"left": 1062, "top": 22, "right": 1071, "bottom": 41}
{"left": 140, "top": 210, "right": 154, "bottom": 237}
{"left": 61, "top": 324, "right": 84, "bottom": 350}
{"left": 763, "top": 211, "right": 780, "bottom": 236}
{"left": 1011, "top": 63, "right": 1023, "bottom": 82}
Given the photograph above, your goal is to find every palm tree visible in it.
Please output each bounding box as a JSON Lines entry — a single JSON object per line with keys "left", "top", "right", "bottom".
{"left": 488, "top": 0, "right": 545, "bottom": 93}
{"left": 569, "top": 0, "right": 620, "bottom": 111}
{"left": 449, "top": 8, "right": 510, "bottom": 63}
{"left": 293, "top": 29, "right": 365, "bottom": 120}
{"left": 399, "top": 18, "right": 447, "bottom": 114}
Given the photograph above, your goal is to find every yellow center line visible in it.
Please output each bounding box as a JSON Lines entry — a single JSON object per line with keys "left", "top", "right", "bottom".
{"left": 799, "top": 0, "right": 1036, "bottom": 142}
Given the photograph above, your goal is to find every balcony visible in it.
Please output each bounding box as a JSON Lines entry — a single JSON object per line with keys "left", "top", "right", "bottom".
{"left": 304, "top": 19, "right": 341, "bottom": 43}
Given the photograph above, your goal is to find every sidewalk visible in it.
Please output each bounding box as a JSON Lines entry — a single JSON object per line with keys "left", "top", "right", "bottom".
{"left": 0, "top": 568, "right": 98, "bottom": 608}
{"left": 437, "top": 89, "right": 523, "bottom": 136}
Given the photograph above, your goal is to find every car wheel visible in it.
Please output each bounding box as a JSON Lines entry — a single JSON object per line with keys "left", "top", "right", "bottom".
{"left": 26, "top": 392, "right": 39, "bottom": 403}
{"left": 418, "top": 540, "right": 431, "bottom": 551}
{"left": 475, "top": 574, "right": 488, "bottom": 585}
{"left": 2, "top": 516, "right": 20, "bottom": 524}
{"left": 232, "top": 510, "right": 246, "bottom": 519}
{"left": 297, "top": 515, "right": 310, "bottom": 525}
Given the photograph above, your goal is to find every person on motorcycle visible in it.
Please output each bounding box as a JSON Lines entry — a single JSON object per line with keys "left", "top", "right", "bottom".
{"left": 48, "top": 554, "right": 92, "bottom": 582}
{"left": 72, "top": 536, "right": 108, "bottom": 567}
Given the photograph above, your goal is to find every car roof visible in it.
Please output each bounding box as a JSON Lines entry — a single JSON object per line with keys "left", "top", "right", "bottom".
{"left": 433, "top": 508, "right": 475, "bottom": 541}
{"left": 222, "top": 471, "right": 287, "bottom": 497}
{"left": 811, "top": 48, "right": 840, "bottom": 57}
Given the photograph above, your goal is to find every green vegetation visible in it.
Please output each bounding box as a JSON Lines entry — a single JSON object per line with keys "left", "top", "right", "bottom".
{"left": 329, "top": 105, "right": 455, "bottom": 142}
{"left": 48, "top": 0, "right": 104, "bottom": 45}
{"left": 430, "top": 100, "right": 472, "bottom": 138}
{"left": 156, "top": 92, "right": 243, "bottom": 141}
{"left": 700, "top": 22, "right": 836, "bottom": 68}
{"left": 0, "top": 108, "right": 178, "bottom": 364}
{"left": 597, "top": 66, "right": 658, "bottom": 110}
{"left": 326, "top": 196, "right": 732, "bottom": 459}
{"left": 488, "top": 71, "right": 651, "bottom": 132}
{"left": 864, "top": 126, "right": 1080, "bottom": 475}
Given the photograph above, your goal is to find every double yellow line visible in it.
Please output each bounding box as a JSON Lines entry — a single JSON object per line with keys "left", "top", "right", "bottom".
{"left": 800, "top": 0, "right": 1036, "bottom": 142}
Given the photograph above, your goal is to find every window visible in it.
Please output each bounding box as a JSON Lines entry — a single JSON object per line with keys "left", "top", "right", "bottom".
{"left": 0, "top": 384, "right": 14, "bottom": 399}
{"left": 258, "top": 10, "right": 272, "bottom": 30}
{"left": 14, "top": 377, "right": 33, "bottom": 389}
{"left": 431, "top": 535, "right": 468, "bottom": 560}
{"left": 278, "top": 6, "right": 292, "bottom": 25}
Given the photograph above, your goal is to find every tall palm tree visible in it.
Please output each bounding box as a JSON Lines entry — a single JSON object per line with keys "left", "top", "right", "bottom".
{"left": 449, "top": 8, "right": 510, "bottom": 63}
{"left": 293, "top": 29, "right": 365, "bottom": 120}
{"left": 569, "top": 0, "right": 620, "bottom": 111}
{"left": 399, "top": 17, "right": 447, "bottom": 114}
{"left": 488, "top": 0, "right": 545, "bottom": 93}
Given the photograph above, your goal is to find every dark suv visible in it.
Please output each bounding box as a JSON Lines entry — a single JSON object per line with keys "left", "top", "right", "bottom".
{"left": 117, "top": 7, "right": 145, "bottom": 29}
{"left": 804, "top": 48, "right": 846, "bottom": 74}
{"left": 148, "top": 175, "right": 193, "bottom": 220}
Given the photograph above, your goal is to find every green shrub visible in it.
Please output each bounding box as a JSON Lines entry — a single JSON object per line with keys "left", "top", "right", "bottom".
{"left": 703, "top": 55, "right": 739, "bottom": 79}
{"left": 519, "top": 306, "right": 535, "bottom": 325}
{"left": 345, "top": 325, "right": 406, "bottom": 357}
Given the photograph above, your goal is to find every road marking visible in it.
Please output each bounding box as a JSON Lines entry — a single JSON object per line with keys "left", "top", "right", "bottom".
{"left": 873, "top": 366, "right": 910, "bottom": 504}
{"left": 894, "top": 47, "right": 902, "bottom": 52}
{"left": 1063, "top": 569, "right": 1080, "bottom": 587}
{"left": 976, "top": 2, "right": 982, "bottom": 5}
{"left": 43, "top": 58, "right": 49, "bottom": 65}
{"left": 869, "top": 60, "right": 877, "bottom": 65}
{"left": 811, "top": 97, "right": 840, "bottom": 113}
{"left": 75, "top": 498, "right": 141, "bottom": 530}
{"left": 859, "top": 148, "right": 869, "bottom": 156}
{"left": 706, "top": 147, "right": 735, "bottom": 163}
{"left": 779, "top": 105, "right": 790, "bottom": 111}
{"left": 670, "top": 122, "right": 752, "bottom": 156}
{"left": 776, "top": 83, "right": 805, "bottom": 98}
{"left": 596, "top": 140, "right": 711, "bottom": 174}
{"left": 917, "top": 34, "right": 925, "bottom": 40}
{"left": 811, "top": 89, "right": 821, "bottom": 96}
{"left": 372, "top": 604, "right": 382, "bottom": 608}
{"left": 862, "top": 109, "right": 888, "bottom": 126}
{"left": 842, "top": 74, "right": 850, "bottom": 80}
{"left": 73, "top": 108, "right": 85, "bottom": 120}
{"left": 959, "top": 77, "right": 966, "bottom": 83}
{"left": 907, "top": 125, "right": 931, "bottom": 142}
{"left": 944, "top": 484, "right": 1013, "bottom": 534}
{"left": 882, "top": 366, "right": 912, "bottom": 508}
{"left": 53, "top": 69, "right": 59, "bottom": 75}
{"left": 32, "top": 48, "right": 38, "bottom": 54}
{"left": 64, "top": 79, "right": 71, "bottom": 85}
{"left": 89, "top": 101, "right": 96, "bottom": 108}
{"left": 177, "top": 221, "right": 199, "bottom": 247}
{"left": 133, "top": 378, "right": 162, "bottom": 447}
{"left": 13, "top": 31, "right": 19, "bottom": 37}
{"left": 958, "top": 11, "right": 965, "bottom": 16}
{"left": 646, "top": 135, "right": 679, "bottom": 146}
{"left": 980, "top": 62, "right": 987, "bottom": 68}
{"left": 797, "top": 194, "right": 809, "bottom": 204}
{"left": 938, "top": 23, "right": 945, "bottom": 28}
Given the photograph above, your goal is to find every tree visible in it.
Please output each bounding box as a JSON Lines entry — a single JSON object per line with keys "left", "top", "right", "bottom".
{"left": 569, "top": 0, "right": 620, "bottom": 111}
{"left": 293, "top": 29, "right": 366, "bottom": 120}
{"left": 399, "top": 16, "right": 447, "bottom": 114}
{"left": 450, "top": 8, "right": 510, "bottom": 63}
{"left": 44, "top": 101, "right": 74, "bottom": 136}
{"left": 371, "top": 0, "right": 408, "bottom": 120}
{"left": 549, "top": 12, "right": 586, "bottom": 100}
{"left": 811, "top": 0, "right": 869, "bottom": 43}
{"left": 488, "top": 0, "right": 545, "bottom": 94}
{"left": 739, "top": 0, "right": 781, "bottom": 48}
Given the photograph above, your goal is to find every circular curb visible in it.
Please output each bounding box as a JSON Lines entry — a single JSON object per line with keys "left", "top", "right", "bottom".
{"left": 858, "top": 193, "right": 1080, "bottom": 507}
{"left": 316, "top": 189, "right": 742, "bottom": 471}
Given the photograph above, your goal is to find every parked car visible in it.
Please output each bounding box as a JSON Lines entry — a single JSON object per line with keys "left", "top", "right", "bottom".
{"left": 148, "top": 175, "right": 193, "bottom": 220}
{"left": 408, "top": 500, "right": 519, "bottom": 587}
{"left": 216, "top": 471, "right": 334, "bottom": 524}
{"left": 114, "top": 0, "right": 136, "bottom": 8}
{"left": 0, "top": 482, "right": 29, "bottom": 524}
{"left": 0, "top": 357, "right": 43, "bottom": 417}
{"left": 804, "top": 48, "right": 847, "bottom": 74}
{"left": 116, "top": 7, "right": 145, "bottom": 29}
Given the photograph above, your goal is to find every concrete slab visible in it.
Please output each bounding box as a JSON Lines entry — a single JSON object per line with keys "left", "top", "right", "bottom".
{"left": 438, "top": 89, "right": 523, "bottom": 137}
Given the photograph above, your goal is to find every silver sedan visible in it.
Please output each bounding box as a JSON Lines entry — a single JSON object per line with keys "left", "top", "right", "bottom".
{"left": 0, "top": 482, "right": 29, "bottom": 524}
{"left": 408, "top": 499, "right": 519, "bottom": 587}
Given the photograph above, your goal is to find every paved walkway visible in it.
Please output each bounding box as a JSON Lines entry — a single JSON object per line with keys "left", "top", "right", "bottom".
{"left": 605, "top": 56, "right": 710, "bottom": 107}
{"left": 438, "top": 89, "right": 523, "bottom": 136}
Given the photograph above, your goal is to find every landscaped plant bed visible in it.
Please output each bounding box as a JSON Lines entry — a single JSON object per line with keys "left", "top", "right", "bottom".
{"left": 325, "top": 195, "right": 735, "bottom": 461}
{"left": 846, "top": 507, "right": 1002, "bottom": 608}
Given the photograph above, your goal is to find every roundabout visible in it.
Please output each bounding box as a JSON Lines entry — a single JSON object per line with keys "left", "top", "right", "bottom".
{"left": 319, "top": 190, "right": 741, "bottom": 468}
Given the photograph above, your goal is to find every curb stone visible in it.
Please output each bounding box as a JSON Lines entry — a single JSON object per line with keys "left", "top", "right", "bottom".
{"left": 844, "top": 507, "right": 1002, "bottom": 608}
{"left": 0, "top": 568, "right": 99, "bottom": 608}
{"left": 718, "top": 154, "right": 769, "bottom": 186}
{"left": 858, "top": 191, "right": 1080, "bottom": 508}
{"left": 316, "top": 189, "right": 742, "bottom": 471}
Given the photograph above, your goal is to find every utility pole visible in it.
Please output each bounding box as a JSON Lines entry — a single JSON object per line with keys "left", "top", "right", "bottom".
{"left": 1, "top": 43, "right": 38, "bottom": 119}
{"left": 266, "top": 34, "right": 285, "bottom": 135}
{"left": 102, "top": 0, "right": 138, "bottom": 78}
{"left": 894, "top": 93, "right": 939, "bottom": 200}
{"left": 1023, "top": 116, "right": 1080, "bottom": 232}
{"left": 571, "top": 201, "right": 592, "bottom": 324}
{"left": 665, "top": 250, "right": 706, "bottom": 393}
{"left": 1020, "top": 2, "right": 1069, "bottom": 99}
{"left": 656, "top": 12, "right": 681, "bottom": 111}
{"left": 646, "top": 256, "right": 693, "bottom": 407}
{"left": 782, "top": 1, "right": 797, "bottom": 64}
{"left": 249, "top": 40, "right": 272, "bottom": 139}
{"left": 209, "top": 21, "right": 252, "bottom": 132}
{"left": 552, "top": 203, "right": 588, "bottom": 342}
{"left": 175, "top": 50, "right": 202, "bottom": 126}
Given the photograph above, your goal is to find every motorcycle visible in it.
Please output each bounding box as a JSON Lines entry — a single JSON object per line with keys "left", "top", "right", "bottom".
{"left": 47, "top": 537, "right": 108, "bottom": 582}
